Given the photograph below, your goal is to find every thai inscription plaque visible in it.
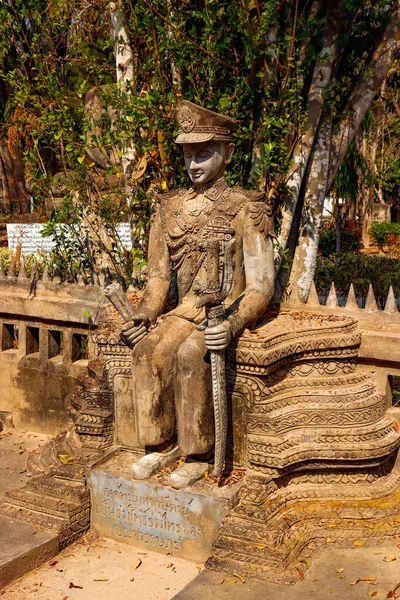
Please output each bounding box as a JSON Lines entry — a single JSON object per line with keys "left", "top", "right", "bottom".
{"left": 89, "top": 465, "right": 228, "bottom": 562}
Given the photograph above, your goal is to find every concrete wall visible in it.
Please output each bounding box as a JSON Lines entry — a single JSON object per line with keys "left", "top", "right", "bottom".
{"left": 0, "top": 276, "right": 103, "bottom": 435}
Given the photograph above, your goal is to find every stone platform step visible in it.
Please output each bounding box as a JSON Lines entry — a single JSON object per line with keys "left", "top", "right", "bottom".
{"left": 0, "top": 514, "right": 59, "bottom": 590}
{"left": 5, "top": 488, "right": 86, "bottom": 520}
{"left": 207, "top": 485, "right": 400, "bottom": 584}
{"left": 0, "top": 501, "right": 67, "bottom": 533}
{"left": 26, "top": 474, "right": 89, "bottom": 502}
{"left": 1, "top": 493, "right": 90, "bottom": 550}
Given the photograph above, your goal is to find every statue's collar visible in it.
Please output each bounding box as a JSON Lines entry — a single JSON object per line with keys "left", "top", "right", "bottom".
{"left": 192, "top": 176, "right": 228, "bottom": 201}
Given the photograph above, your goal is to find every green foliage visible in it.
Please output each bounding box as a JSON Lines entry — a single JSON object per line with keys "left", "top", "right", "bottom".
{"left": 315, "top": 252, "right": 400, "bottom": 308}
{"left": 0, "top": 248, "right": 49, "bottom": 275}
{"left": 0, "top": 0, "right": 398, "bottom": 280}
{"left": 318, "top": 220, "right": 362, "bottom": 257}
{"left": 370, "top": 221, "right": 400, "bottom": 249}
{"left": 332, "top": 140, "right": 369, "bottom": 202}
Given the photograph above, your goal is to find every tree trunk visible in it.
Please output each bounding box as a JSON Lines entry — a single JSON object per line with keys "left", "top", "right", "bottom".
{"left": 288, "top": 112, "right": 333, "bottom": 302}
{"left": 275, "top": 18, "right": 338, "bottom": 269}
{"left": 0, "top": 138, "right": 28, "bottom": 216}
{"left": 110, "top": 1, "right": 137, "bottom": 207}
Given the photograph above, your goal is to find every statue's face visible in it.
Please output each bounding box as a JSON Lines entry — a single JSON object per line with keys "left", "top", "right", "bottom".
{"left": 183, "top": 141, "right": 234, "bottom": 185}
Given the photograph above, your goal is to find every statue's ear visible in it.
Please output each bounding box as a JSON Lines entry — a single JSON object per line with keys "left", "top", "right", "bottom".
{"left": 225, "top": 143, "right": 235, "bottom": 165}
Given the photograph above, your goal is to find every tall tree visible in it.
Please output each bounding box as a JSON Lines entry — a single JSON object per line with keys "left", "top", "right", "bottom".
{"left": 1, "top": 0, "right": 399, "bottom": 289}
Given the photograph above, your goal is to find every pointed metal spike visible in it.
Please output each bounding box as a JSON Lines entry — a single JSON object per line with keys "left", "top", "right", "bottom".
{"left": 8, "top": 259, "right": 16, "bottom": 278}
{"left": 365, "top": 283, "right": 378, "bottom": 312}
{"left": 30, "top": 260, "right": 38, "bottom": 281}
{"left": 53, "top": 265, "right": 62, "bottom": 284}
{"left": 384, "top": 286, "right": 398, "bottom": 314}
{"left": 306, "top": 280, "right": 320, "bottom": 307}
{"left": 345, "top": 283, "right": 358, "bottom": 310}
{"left": 325, "top": 282, "right": 338, "bottom": 308}
{"left": 65, "top": 266, "right": 75, "bottom": 284}
{"left": 42, "top": 264, "right": 50, "bottom": 282}
{"left": 90, "top": 270, "right": 99, "bottom": 286}
{"left": 18, "top": 256, "right": 28, "bottom": 281}
{"left": 77, "top": 265, "right": 86, "bottom": 286}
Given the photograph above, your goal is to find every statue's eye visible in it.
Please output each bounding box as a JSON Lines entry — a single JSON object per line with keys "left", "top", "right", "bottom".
{"left": 198, "top": 152, "right": 211, "bottom": 159}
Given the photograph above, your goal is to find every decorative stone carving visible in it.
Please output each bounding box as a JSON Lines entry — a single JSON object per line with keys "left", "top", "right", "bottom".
{"left": 207, "top": 310, "right": 400, "bottom": 583}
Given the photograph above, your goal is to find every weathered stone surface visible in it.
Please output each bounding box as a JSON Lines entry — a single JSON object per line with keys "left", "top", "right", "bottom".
{"left": 207, "top": 310, "right": 400, "bottom": 582}
{"left": 88, "top": 452, "right": 243, "bottom": 562}
{"left": 0, "top": 515, "right": 58, "bottom": 589}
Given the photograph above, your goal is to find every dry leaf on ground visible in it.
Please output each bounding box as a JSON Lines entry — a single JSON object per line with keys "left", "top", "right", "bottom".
{"left": 132, "top": 559, "right": 142, "bottom": 570}
{"left": 297, "top": 567, "right": 305, "bottom": 579}
{"left": 383, "top": 555, "right": 397, "bottom": 562}
{"left": 387, "top": 582, "right": 400, "bottom": 598}
{"left": 69, "top": 582, "right": 83, "bottom": 589}
{"left": 351, "top": 578, "right": 376, "bottom": 585}
{"left": 299, "top": 558, "right": 311, "bottom": 569}
{"left": 58, "top": 453, "right": 74, "bottom": 465}
{"left": 353, "top": 541, "right": 364, "bottom": 547}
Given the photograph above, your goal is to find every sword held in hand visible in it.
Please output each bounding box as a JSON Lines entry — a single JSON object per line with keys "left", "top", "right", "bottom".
{"left": 194, "top": 238, "right": 235, "bottom": 477}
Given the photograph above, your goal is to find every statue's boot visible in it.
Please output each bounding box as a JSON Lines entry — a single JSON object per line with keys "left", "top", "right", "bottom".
{"left": 131, "top": 446, "right": 180, "bottom": 480}
{"left": 169, "top": 460, "right": 210, "bottom": 490}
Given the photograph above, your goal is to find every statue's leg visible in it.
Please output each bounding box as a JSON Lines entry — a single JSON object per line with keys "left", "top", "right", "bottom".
{"left": 170, "top": 329, "right": 214, "bottom": 489}
{"left": 131, "top": 316, "right": 194, "bottom": 480}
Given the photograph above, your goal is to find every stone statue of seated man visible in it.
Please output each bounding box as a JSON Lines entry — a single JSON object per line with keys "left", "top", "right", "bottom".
{"left": 122, "top": 100, "right": 275, "bottom": 489}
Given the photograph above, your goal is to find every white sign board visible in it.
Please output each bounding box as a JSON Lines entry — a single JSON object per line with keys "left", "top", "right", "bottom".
{"left": 7, "top": 224, "right": 56, "bottom": 254}
{"left": 7, "top": 223, "right": 132, "bottom": 254}
{"left": 115, "top": 223, "right": 132, "bottom": 249}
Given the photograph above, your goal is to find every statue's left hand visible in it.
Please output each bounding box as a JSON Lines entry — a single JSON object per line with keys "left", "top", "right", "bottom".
{"left": 204, "top": 321, "right": 232, "bottom": 351}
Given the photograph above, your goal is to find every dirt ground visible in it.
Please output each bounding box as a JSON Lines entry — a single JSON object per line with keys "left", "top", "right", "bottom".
{"left": 0, "top": 532, "right": 201, "bottom": 600}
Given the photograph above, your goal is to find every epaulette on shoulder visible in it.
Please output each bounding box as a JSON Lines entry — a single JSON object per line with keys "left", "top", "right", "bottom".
{"left": 247, "top": 199, "right": 274, "bottom": 236}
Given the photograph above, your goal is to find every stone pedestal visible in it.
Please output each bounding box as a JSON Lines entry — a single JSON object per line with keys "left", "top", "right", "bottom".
{"left": 88, "top": 452, "right": 243, "bottom": 562}
{"left": 207, "top": 310, "right": 400, "bottom": 583}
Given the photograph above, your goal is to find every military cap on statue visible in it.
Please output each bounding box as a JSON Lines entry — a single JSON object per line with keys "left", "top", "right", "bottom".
{"left": 174, "top": 100, "right": 237, "bottom": 144}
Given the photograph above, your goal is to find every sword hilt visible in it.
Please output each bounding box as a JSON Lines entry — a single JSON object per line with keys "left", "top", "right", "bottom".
{"left": 206, "top": 304, "right": 225, "bottom": 328}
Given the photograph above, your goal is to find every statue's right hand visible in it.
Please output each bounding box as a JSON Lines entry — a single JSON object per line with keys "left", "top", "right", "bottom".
{"left": 121, "top": 314, "right": 150, "bottom": 347}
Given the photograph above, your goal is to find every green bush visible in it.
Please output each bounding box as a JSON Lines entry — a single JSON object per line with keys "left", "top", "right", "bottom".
{"left": 0, "top": 248, "right": 52, "bottom": 277}
{"left": 318, "top": 221, "right": 362, "bottom": 257}
{"left": 315, "top": 252, "right": 400, "bottom": 308}
{"left": 370, "top": 221, "right": 400, "bottom": 249}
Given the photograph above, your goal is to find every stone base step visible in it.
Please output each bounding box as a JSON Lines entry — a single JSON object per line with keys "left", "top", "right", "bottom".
{"left": 26, "top": 475, "right": 89, "bottom": 502}
{"left": 0, "top": 501, "right": 67, "bottom": 532}
{"left": 0, "top": 514, "right": 59, "bottom": 590}
{"left": 5, "top": 488, "right": 87, "bottom": 520}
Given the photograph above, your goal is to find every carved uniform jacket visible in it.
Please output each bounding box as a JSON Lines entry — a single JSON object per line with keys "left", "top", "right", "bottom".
{"left": 139, "top": 177, "right": 275, "bottom": 331}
